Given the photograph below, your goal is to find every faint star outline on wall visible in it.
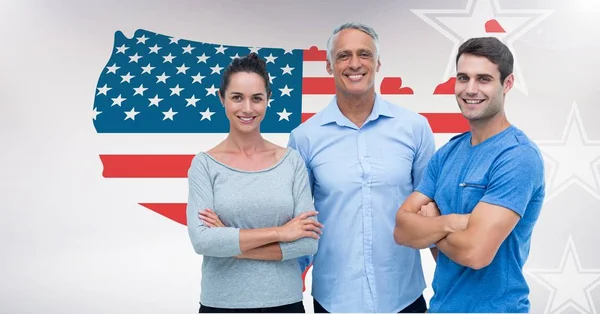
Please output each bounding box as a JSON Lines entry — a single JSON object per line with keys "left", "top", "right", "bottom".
{"left": 525, "top": 235, "right": 600, "bottom": 314}
{"left": 536, "top": 101, "right": 600, "bottom": 202}
{"left": 411, "top": 0, "right": 553, "bottom": 95}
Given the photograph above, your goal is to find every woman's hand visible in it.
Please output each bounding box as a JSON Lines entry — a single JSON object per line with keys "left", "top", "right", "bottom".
{"left": 276, "top": 211, "right": 323, "bottom": 242}
{"left": 199, "top": 208, "right": 225, "bottom": 227}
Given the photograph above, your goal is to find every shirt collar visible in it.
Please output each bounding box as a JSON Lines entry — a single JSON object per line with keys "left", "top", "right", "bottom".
{"left": 320, "top": 93, "right": 395, "bottom": 127}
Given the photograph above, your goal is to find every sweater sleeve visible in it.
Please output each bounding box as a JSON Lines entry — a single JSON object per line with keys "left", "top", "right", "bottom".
{"left": 279, "top": 150, "right": 319, "bottom": 261}
{"left": 186, "top": 154, "right": 242, "bottom": 257}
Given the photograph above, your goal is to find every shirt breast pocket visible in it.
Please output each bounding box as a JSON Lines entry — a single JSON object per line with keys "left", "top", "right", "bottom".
{"left": 459, "top": 182, "right": 488, "bottom": 214}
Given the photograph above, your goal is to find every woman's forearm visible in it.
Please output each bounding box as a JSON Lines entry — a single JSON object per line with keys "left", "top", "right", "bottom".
{"left": 238, "top": 227, "right": 281, "bottom": 253}
{"left": 235, "top": 242, "right": 283, "bottom": 260}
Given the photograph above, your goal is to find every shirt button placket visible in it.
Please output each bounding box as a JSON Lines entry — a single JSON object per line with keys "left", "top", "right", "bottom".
{"left": 357, "top": 130, "right": 376, "bottom": 311}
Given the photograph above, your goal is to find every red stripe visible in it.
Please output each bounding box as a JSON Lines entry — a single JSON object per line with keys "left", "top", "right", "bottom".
{"left": 302, "top": 264, "right": 312, "bottom": 292}
{"left": 303, "top": 46, "right": 327, "bottom": 61}
{"left": 485, "top": 19, "right": 506, "bottom": 33}
{"left": 140, "top": 203, "right": 187, "bottom": 225}
{"left": 301, "top": 113, "right": 315, "bottom": 122}
{"left": 101, "top": 155, "right": 193, "bottom": 178}
{"left": 380, "top": 77, "right": 414, "bottom": 95}
{"left": 302, "top": 78, "right": 336, "bottom": 94}
{"left": 421, "top": 113, "right": 469, "bottom": 133}
{"left": 433, "top": 77, "right": 456, "bottom": 95}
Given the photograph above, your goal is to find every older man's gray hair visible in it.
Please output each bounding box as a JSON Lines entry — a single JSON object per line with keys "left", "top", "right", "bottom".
{"left": 326, "top": 22, "right": 380, "bottom": 67}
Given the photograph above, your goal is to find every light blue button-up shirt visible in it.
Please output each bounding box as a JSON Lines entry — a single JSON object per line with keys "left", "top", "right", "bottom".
{"left": 288, "top": 94, "right": 435, "bottom": 312}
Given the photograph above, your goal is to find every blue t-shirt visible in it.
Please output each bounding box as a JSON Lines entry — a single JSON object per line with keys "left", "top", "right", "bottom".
{"left": 416, "top": 125, "right": 545, "bottom": 313}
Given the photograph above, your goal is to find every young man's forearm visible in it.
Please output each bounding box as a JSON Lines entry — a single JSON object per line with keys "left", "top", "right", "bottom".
{"left": 394, "top": 212, "right": 459, "bottom": 249}
{"left": 436, "top": 230, "right": 489, "bottom": 270}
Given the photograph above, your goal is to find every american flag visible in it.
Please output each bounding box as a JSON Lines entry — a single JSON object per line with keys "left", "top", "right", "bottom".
{"left": 93, "top": 29, "right": 468, "bottom": 226}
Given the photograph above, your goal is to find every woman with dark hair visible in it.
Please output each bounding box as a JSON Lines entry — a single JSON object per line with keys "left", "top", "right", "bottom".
{"left": 186, "top": 53, "right": 321, "bottom": 313}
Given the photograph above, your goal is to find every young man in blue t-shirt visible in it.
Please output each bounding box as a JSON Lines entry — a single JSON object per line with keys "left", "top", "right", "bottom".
{"left": 393, "top": 37, "right": 545, "bottom": 313}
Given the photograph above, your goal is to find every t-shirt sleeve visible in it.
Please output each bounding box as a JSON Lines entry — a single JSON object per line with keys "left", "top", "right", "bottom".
{"left": 288, "top": 131, "right": 315, "bottom": 195}
{"left": 279, "top": 150, "right": 319, "bottom": 261}
{"left": 480, "top": 145, "right": 545, "bottom": 217}
{"left": 186, "top": 154, "right": 242, "bottom": 257}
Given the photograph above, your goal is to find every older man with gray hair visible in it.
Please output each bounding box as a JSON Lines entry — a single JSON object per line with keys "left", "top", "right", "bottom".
{"left": 288, "top": 22, "right": 436, "bottom": 313}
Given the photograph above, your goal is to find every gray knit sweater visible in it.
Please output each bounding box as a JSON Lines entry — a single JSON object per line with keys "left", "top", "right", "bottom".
{"left": 186, "top": 148, "right": 318, "bottom": 309}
